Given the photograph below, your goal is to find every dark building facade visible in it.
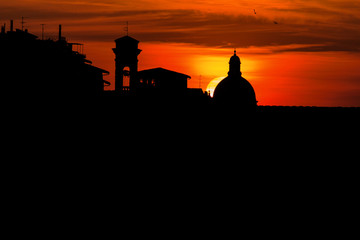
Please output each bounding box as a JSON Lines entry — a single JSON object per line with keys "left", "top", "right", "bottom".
{"left": 0, "top": 22, "right": 109, "bottom": 98}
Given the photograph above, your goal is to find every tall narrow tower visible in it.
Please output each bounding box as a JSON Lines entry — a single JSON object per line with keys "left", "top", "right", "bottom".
{"left": 112, "top": 36, "right": 141, "bottom": 93}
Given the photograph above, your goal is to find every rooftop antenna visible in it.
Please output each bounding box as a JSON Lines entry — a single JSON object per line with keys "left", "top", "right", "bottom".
{"left": 124, "top": 21, "right": 129, "bottom": 36}
{"left": 59, "top": 24, "right": 62, "bottom": 41}
{"left": 40, "top": 24, "right": 45, "bottom": 40}
{"left": 21, "top": 16, "right": 29, "bottom": 31}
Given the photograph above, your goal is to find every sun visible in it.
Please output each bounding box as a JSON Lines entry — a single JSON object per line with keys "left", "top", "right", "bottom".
{"left": 206, "top": 76, "right": 225, "bottom": 97}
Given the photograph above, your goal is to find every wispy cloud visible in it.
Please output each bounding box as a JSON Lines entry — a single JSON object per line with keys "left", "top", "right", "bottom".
{"left": 1, "top": 1, "right": 359, "bottom": 53}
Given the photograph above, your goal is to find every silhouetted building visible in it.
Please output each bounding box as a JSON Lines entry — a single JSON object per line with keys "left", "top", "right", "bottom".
{"left": 112, "top": 35, "right": 141, "bottom": 93}
{"left": 112, "top": 35, "right": 198, "bottom": 99}
{"left": 0, "top": 22, "right": 109, "bottom": 98}
{"left": 137, "top": 68, "right": 190, "bottom": 96}
{"left": 213, "top": 50, "right": 257, "bottom": 110}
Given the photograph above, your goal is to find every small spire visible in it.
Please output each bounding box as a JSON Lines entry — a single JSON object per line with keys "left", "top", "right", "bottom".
{"left": 125, "top": 21, "right": 129, "bottom": 36}
{"left": 234, "top": 48, "right": 236, "bottom": 55}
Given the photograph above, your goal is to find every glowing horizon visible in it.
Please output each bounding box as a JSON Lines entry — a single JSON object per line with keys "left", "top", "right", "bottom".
{"left": 2, "top": 0, "right": 360, "bottom": 106}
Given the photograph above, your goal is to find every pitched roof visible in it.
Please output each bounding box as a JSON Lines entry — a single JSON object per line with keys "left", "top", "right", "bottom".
{"left": 114, "top": 35, "right": 139, "bottom": 43}
{"left": 84, "top": 64, "right": 109, "bottom": 74}
{"left": 138, "top": 67, "right": 191, "bottom": 79}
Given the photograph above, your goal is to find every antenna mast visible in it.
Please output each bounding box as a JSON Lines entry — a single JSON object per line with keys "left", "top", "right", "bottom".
{"left": 21, "top": 16, "right": 29, "bottom": 31}
{"left": 40, "top": 24, "right": 45, "bottom": 40}
{"left": 123, "top": 21, "right": 129, "bottom": 36}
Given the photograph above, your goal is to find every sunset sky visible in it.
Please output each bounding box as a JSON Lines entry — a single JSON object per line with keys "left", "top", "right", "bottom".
{"left": 1, "top": 0, "right": 360, "bottom": 106}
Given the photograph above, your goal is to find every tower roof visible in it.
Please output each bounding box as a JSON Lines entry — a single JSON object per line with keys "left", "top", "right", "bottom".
{"left": 115, "top": 35, "right": 139, "bottom": 43}
{"left": 229, "top": 50, "right": 241, "bottom": 64}
{"left": 138, "top": 67, "right": 190, "bottom": 79}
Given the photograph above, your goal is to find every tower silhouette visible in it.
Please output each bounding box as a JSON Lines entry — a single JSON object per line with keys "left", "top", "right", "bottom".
{"left": 228, "top": 50, "right": 241, "bottom": 76}
{"left": 112, "top": 36, "right": 142, "bottom": 93}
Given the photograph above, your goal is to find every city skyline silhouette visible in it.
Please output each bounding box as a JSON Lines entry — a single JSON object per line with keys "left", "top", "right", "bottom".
{"left": 1, "top": 23, "right": 359, "bottom": 119}
{"left": 1, "top": 1, "right": 360, "bottom": 107}
{"left": 1, "top": 0, "right": 360, "bottom": 108}
{"left": 1, "top": 4, "right": 358, "bottom": 238}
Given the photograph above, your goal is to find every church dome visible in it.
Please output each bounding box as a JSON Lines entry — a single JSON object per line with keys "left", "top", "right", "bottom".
{"left": 213, "top": 51, "right": 257, "bottom": 109}
{"left": 214, "top": 76, "right": 257, "bottom": 107}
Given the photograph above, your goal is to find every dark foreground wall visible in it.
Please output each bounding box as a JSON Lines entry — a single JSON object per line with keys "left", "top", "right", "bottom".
{"left": 4, "top": 96, "right": 358, "bottom": 239}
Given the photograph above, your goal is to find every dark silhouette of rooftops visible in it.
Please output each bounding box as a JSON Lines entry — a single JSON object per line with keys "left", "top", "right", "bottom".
{"left": 110, "top": 34, "right": 207, "bottom": 101}
{"left": 0, "top": 22, "right": 109, "bottom": 100}
{"left": 3, "top": 20, "right": 358, "bottom": 120}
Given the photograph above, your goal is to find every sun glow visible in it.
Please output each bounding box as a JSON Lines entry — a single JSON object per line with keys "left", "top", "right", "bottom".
{"left": 206, "top": 76, "right": 225, "bottom": 97}
{"left": 192, "top": 55, "right": 229, "bottom": 77}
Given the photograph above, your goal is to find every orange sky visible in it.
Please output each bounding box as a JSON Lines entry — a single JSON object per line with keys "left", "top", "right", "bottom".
{"left": 1, "top": 0, "right": 360, "bottom": 106}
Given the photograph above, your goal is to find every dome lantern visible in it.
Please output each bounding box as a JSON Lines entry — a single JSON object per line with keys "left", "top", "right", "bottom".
{"left": 228, "top": 49, "right": 241, "bottom": 76}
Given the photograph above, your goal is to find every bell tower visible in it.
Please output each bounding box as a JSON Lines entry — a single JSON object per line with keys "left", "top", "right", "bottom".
{"left": 112, "top": 35, "right": 142, "bottom": 93}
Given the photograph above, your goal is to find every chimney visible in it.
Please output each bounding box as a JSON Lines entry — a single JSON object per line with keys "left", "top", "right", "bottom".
{"left": 10, "top": 20, "right": 13, "bottom": 32}
{"left": 58, "top": 24, "right": 62, "bottom": 41}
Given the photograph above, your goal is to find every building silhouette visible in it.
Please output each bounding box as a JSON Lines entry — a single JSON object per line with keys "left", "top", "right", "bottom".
{"left": 137, "top": 68, "right": 190, "bottom": 97}
{"left": 111, "top": 34, "right": 206, "bottom": 101}
{"left": 112, "top": 36, "right": 141, "bottom": 93}
{"left": 0, "top": 21, "right": 109, "bottom": 98}
{"left": 2, "top": 21, "right": 359, "bottom": 119}
{"left": 213, "top": 50, "right": 257, "bottom": 110}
